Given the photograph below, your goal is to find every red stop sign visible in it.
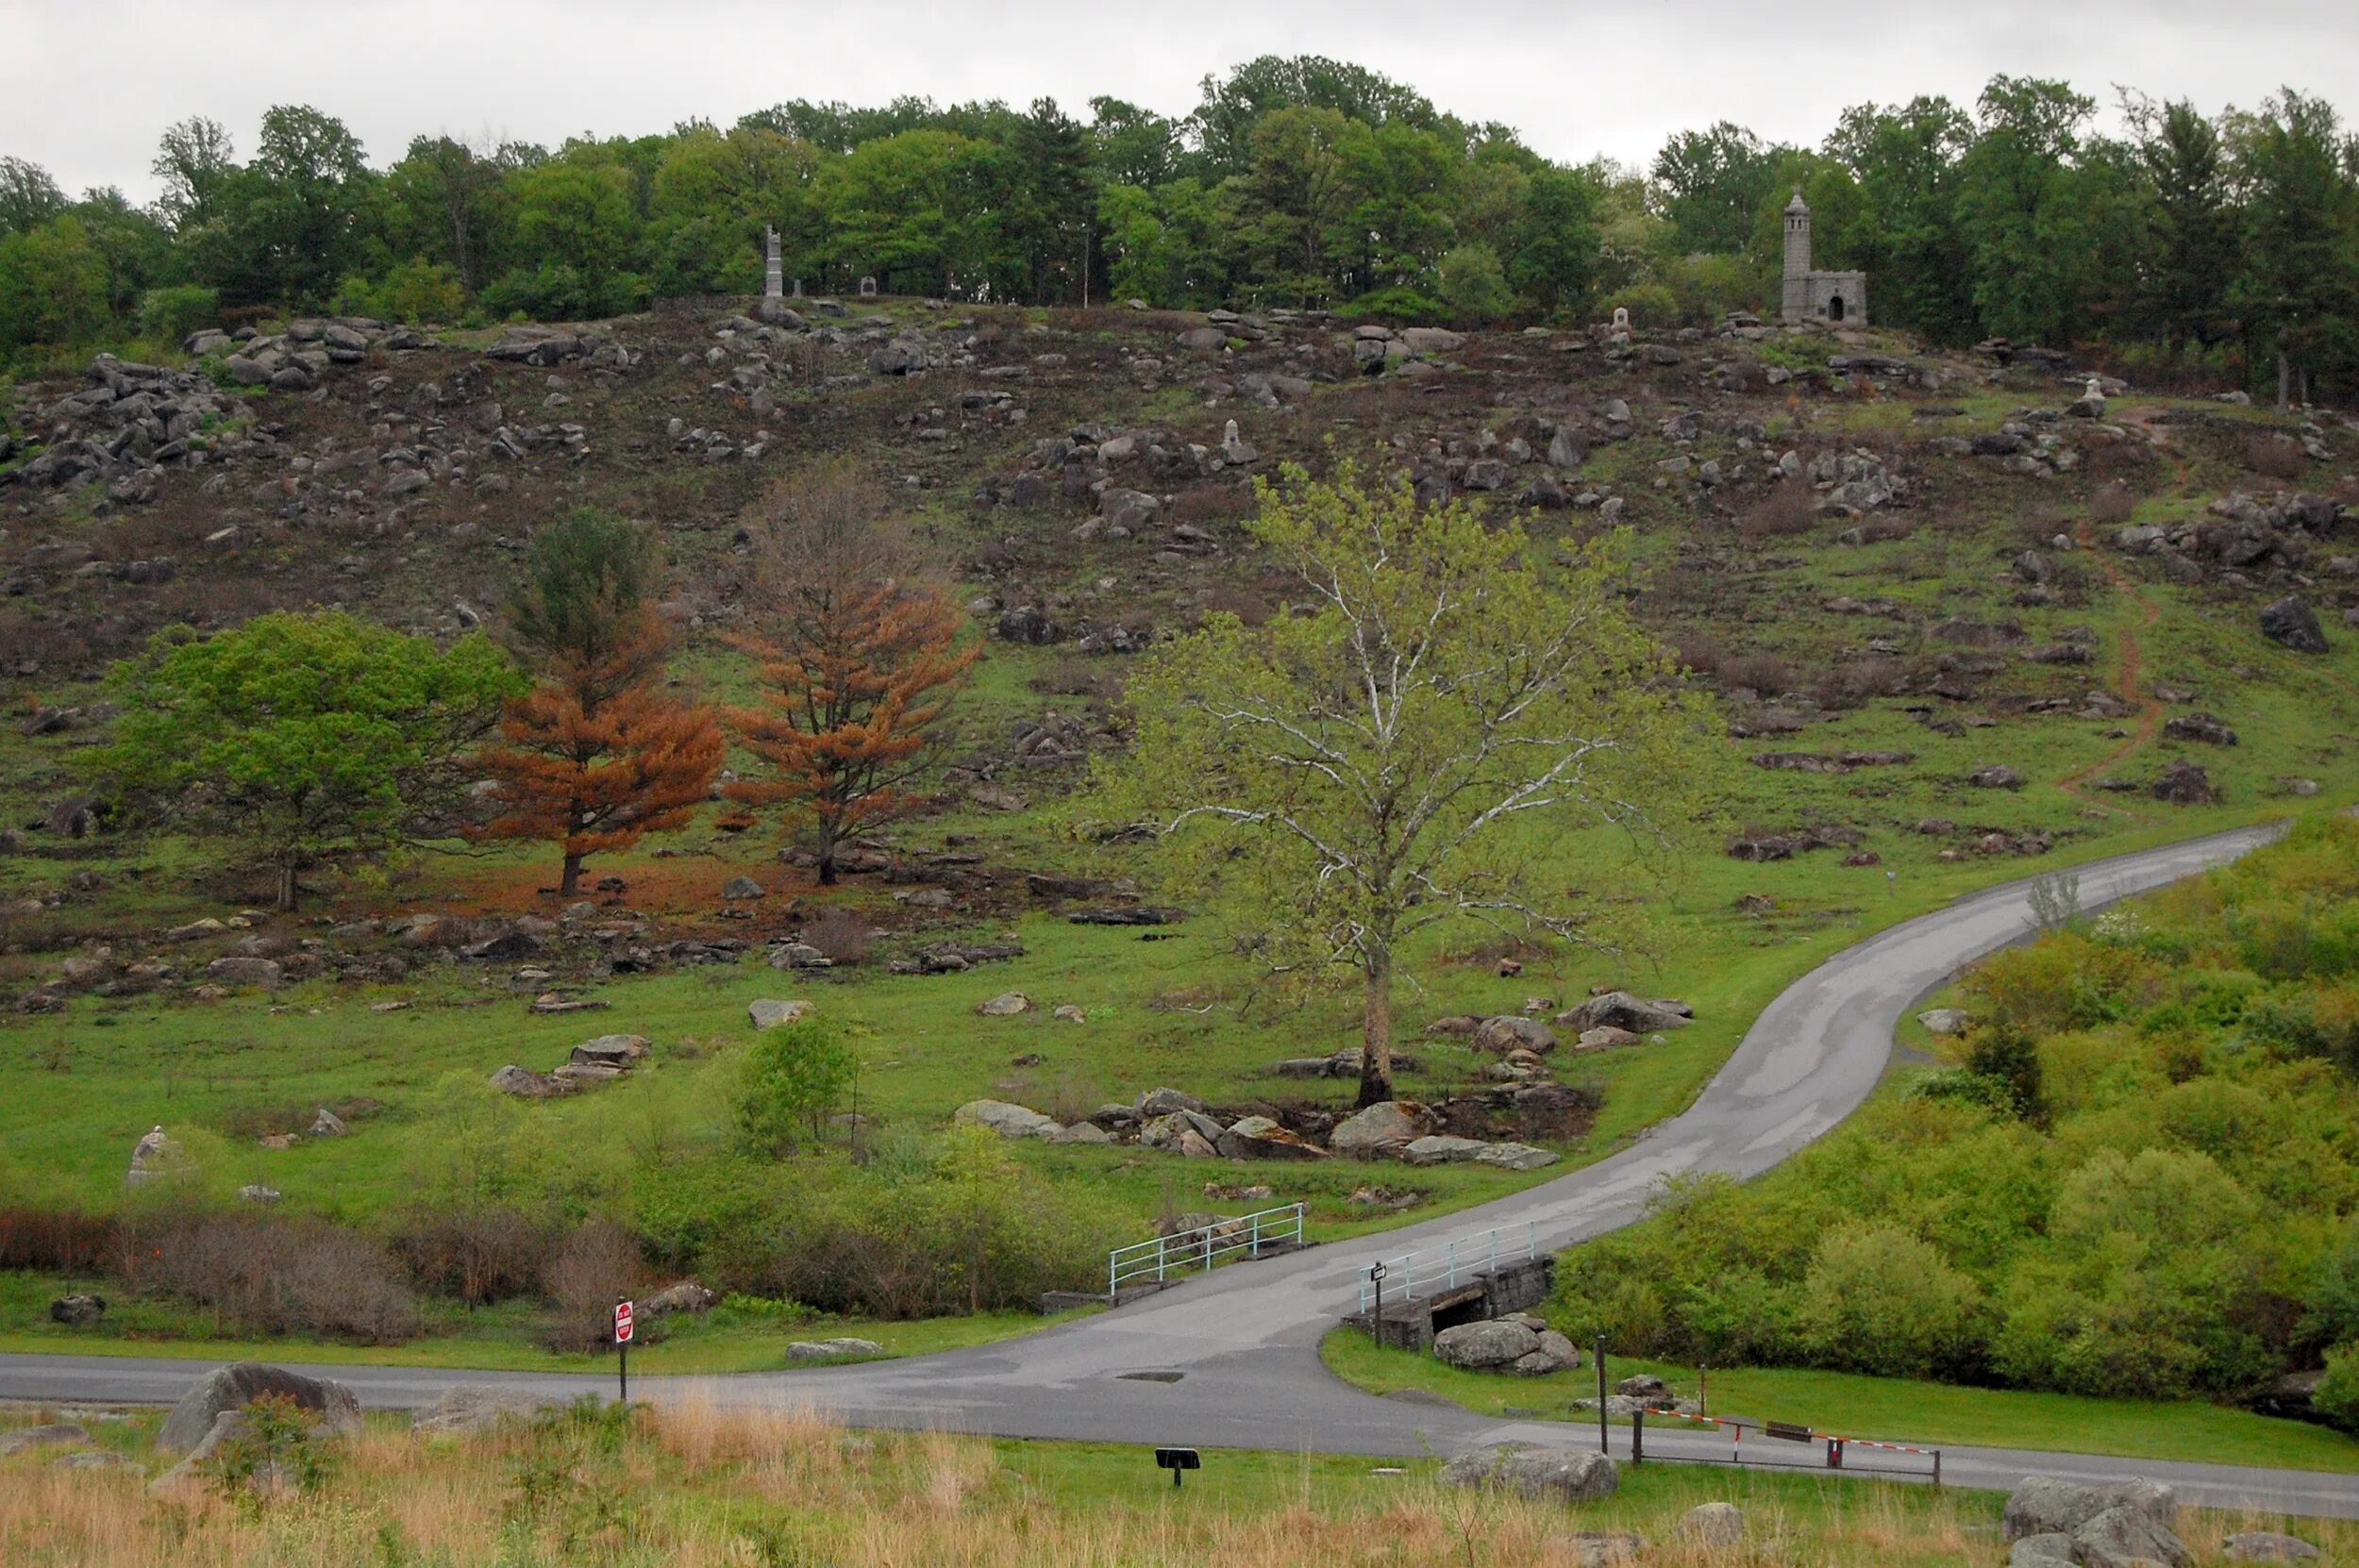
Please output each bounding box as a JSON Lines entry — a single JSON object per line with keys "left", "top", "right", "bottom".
{"left": 613, "top": 1300, "right": 634, "bottom": 1344}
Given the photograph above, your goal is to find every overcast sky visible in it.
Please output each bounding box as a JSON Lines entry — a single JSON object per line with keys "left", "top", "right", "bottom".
{"left": 5, "top": 0, "right": 2355, "bottom": 201}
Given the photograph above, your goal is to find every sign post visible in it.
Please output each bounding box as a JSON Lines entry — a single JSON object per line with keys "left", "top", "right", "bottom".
{"left": 1368, "top": 1261, "right": 1387, "bottom": 1348}
{"left": 1595, "top": 1335, "right": 1609, "bottom": 1455}
{"left": 613, "top": 1296, "right": 634, "bottom": 1404}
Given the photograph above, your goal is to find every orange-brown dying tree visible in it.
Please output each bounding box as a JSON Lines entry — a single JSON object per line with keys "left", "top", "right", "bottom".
{"left": 478, "top": 510, "right": 723, "bottom": 896}
{"left": 731, "top": 469, "right": 978, "bottom": 884}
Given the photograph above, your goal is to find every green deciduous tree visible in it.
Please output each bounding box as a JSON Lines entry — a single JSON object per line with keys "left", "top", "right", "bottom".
{"left": 1825, "top": 97, "right": 1978, "bottom": 342}
{"left": 238, "top": 105, "right": 376, "bottom": 307}
{"left": 0, "top": 156, "right": 68, "bottom": 238}
{"left": 817, "top": 129, "right": 1008, "bottom": 296}
{"left": 1096, "top": 463, "right": 1714, "bottom": 1106}
{"left": 2123, "top": 96, "right": 2238, "bottom": 355}
{"left": 0, "top": 216, "right": 112, "bottom": 354}
{"left": 1653, "top": 121, "right": 1782, "bottom": 255}
{"left": 89, "top": 611, "right": 520, "bottom": 909}
{"left": 1508, "top": 165, "right": 1601, "bottom": 318}
{"left": 150, "top": 116, "right": 238, "bottom": 235}
{"left": 2231, "top": 90, "right": 2359, "bottom": 410}
{"left": 1956, "top": 76, "right": 2097, "bottom": 344}
{"left": 735, "top": 1017, "right": 857, "bottom": 1156}
{"left": 1436, "top": 242, "right": 1514, "bottom": 321}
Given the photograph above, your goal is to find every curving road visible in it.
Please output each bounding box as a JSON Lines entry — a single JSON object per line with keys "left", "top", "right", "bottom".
{"left": 11, "top": 820, "right": 2359, "bottom": 1515}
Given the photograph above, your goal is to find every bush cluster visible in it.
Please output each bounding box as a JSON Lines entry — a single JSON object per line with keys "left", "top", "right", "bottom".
{"left": 1553, "top": 817, "right": 2359, "bottom": 1414}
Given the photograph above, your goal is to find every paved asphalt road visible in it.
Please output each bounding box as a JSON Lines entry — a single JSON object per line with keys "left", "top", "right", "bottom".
{"left": 11, "top": 820, "right": 2359, "bottom": 1516}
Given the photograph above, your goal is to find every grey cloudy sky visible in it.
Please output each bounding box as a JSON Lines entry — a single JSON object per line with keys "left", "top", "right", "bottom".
{"left": 4, "top": 0, "right": 2354, "bottom": 200}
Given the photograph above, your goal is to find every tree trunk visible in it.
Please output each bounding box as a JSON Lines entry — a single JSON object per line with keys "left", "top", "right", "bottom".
{"left": 560, "top": 852, "right": 582, "bottom": 898}
{"left": 275, "top": 862, "right": 297, "bottom": 912}
{"left": 1355, "top": 950, "right": 1395, "bottom": 1109}
{"left": 816, "top": 850, "right": 838, "bottom": 887}
{"left": 2277, "top": 346, "right": 2292, "bottom": 415}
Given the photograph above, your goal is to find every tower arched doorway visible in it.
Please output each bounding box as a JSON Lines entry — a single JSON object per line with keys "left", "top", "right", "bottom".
{"left": 1827, "top": 294, "right": 1846, "bottom": 322}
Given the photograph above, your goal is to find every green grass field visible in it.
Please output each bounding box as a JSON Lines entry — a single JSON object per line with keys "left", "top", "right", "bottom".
{"left": 1321, "top": 1329, "right": 2359, "bottom": 1474}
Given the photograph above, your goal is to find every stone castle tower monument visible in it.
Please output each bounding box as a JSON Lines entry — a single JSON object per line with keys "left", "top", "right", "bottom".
{"left": 1780, "top": 190, "right": 1866, "bottom": 326}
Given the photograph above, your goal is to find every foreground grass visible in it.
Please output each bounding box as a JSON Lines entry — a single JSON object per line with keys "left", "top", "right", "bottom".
{"left": 10, "top": 1396, "right": 2340, "bottom": 1568}
{"left": 1321, "top": 1330, "right": 2359, "bottom": 1475}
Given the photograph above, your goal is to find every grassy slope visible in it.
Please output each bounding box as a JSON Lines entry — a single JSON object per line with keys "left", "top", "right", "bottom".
{"left": 1321, "top": 1330, "right": 2359, "bottom": 1475}
{"left": 2, "top": 309, "right": 2356, "bottom": 1376}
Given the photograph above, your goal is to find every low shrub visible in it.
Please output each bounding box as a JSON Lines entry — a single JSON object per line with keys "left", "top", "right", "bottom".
{"left": 800, "top": 905, "right": 873, "bottom": 966}
{"left": 138, "top": 285, "right": 219, "bottom": 345}
{"left": 144, "top": 1211, "right": 421, "bottom": 1343}
{"left": 0, "top": 1205, "right": 116, "bottom": 1272}
{"left": 393, "top": 1204, "right": 553, "bottom": 1306}
{"left": 2089, "top": 483, "right": 2138, "bottom": 525}
{"left": 1738, "top": 478, "right": 1817, "bottom": 542}
{"left": 1718, "top": 651, "right": 1799, "bottom": 698}
{"left": 542, "top": 1218, "right": 649, "bottom": 1351}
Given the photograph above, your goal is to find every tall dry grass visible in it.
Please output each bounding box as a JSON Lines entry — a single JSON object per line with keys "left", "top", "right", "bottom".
{"left": 3, "top": 1398, "right": 2349, "bottom": 1568}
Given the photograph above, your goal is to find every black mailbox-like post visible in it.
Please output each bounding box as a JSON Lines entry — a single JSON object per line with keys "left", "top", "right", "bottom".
{"left": 1155, "top": 1447, "right": 1201, "bottom": 1490}
{"left": 1369, "top": 1261, "right": 1387, "bottom": 1348}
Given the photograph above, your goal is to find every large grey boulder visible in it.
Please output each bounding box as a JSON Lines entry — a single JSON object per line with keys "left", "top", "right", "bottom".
{"left": 2077, "top": 1504, "right": 2193, "bottom": 1568}
{"left": 2011, "top": 1536, "right": 2077, "bottom": 1567}
{"left": 1471, "top": 1015, "right": 1556, "bottom": 1054}
{"left": 1440, "top": 1443, "right": 1618, "bottom": 1503}
{"left": 1330, "top": 1100, "right": 1439, "bottom": 1156}
{"left": 642, "top": 1280, "right": 716, "bottom": 1316}
{"left": 2002, "top": 1476, "right": 2176, "bottom": 1542}
{"left": 1402, "top": 1135, "right": 1491, "bottom": 1166}
{"left": 490, "top": 1064, "right": 573, "bottom": 1098}
{"left": 1434, "top": 1319, "right": 1540, "bottom": 1370}
{"left": 1679, "top": 1502, "right": 1745, "bottom": 1546}
{"left": 204, "top": 956, "right": 284, "bottom": 990}
{"left": 0, "top": 1422, "right": 89, "bottom": 1456}
{"left": 953, "top": 1099, "right": 1062, "bottom": 1140}
{"left": 570, "top": 1033, "right": 650, "bottom": 1068}
{"left": 2224, "top": 1533, "right": 2322, "bottom": 1561}
{"left": 411, "top": 1384, "right": 565, "bottom": 1435}
{"left": 1558, "top": 992, "right": 1691, "bottom": 1034}
{"left": 1474, "top": 1142, "right": 1558, "bottom": 1172}
{"left": 1917, "top": 1008, "right": 1973, "bottom": 1036}
{"left": 159, "top": 1362, "right": 362, "bottom": 1454}
{"left": 1214, "top": 1115, "right": 1328, "bottom": 1160}
{"left": 2261, "top": 596, "right": 2329, "bottom": 654}
{"left": 1137, "top": 1086, "right": 1205, "bottom": 1117}
{"left": 747, "top": 998, "right": 811, "bottom": 1030}
{"left": 787, "top": 1337, "right": 882, "bottom": 1360}
{"left": 1514, "top": 1330, "right": 1581, "bottom": 1376}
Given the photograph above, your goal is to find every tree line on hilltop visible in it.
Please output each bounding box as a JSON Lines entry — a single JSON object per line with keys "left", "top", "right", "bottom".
{"left": 0, "top": 58, "right": 2355, "bottom": 394}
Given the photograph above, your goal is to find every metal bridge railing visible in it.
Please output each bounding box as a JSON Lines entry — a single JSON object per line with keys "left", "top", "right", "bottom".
{"left": 1357, "top": 1221, "right": 1538, "bottom": 1313}
{"left": 1108, "top": 1203, "right": 1307, "bottom": 1295}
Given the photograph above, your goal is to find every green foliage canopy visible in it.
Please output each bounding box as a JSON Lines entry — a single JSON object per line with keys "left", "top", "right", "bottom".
{"left": 1095, "top": 462, "right": 1715, "bottom": 1105}
{"left": 88, "top": 610, "right": 521, "bottom": 908}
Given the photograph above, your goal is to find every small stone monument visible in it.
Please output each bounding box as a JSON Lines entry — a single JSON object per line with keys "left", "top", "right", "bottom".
{"left": 126, "top": 1126, "right": 186, "bottom": 1187}
{"left": 859, "top": 275, "right": 878, "bottom": 298}
{"left": 758, "top": 226, "right": 791, "bottom": 323}
{"left": 1612, "top": 306, "right": 1631, "bottom": 332}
